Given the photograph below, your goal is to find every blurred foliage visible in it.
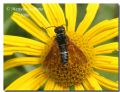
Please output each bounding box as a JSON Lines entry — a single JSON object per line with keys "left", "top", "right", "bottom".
{"left": 4, "top": 68, "right": 25, "bottom": 88}
{"left": 4, "top": 4, "right": 119, "bottom": 89}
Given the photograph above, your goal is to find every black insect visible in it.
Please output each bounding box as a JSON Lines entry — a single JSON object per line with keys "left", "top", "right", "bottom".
{"left": 54, "top": 26, "right": 68, "bottom": 64}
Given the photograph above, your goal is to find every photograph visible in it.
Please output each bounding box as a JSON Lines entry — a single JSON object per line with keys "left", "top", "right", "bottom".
{"left": 4, "top": 3, "right": 118, "bottom": 91}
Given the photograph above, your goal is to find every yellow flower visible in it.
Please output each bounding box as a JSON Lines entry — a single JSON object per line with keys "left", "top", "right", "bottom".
{"left": 4, "top": 3, "right": 118, "bottom": 90}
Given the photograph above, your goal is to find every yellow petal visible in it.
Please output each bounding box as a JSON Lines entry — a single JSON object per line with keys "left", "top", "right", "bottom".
{"left": 86, "top": 75, "right": 102, "bottom": 90}
{"left": 89, "top": 28, "right": 118, "bottom": 46}
{"left": 4, "top": 46, "right": 44, "bottom": 56}
{"left": 94, "top": 63, "right": 118, "bottom": 73}
{"left": 94, "top": 42, "right": 118, "bottom": 54}
{"left": 83, "top": 18, "right": 118, "bottom": 41}
{"left": 44, "top": 79, "right": 55, "bottom": 90}
{"left": 11, "top": 12, "right": 50, "bottom": 42}
{"left": 4, "top": 47, "right": 40, "bottom": 53}
{"left": 82, "top": 74, "right": 102, "bottom": 90}
{"left": 19, "top": 74, "right": 47, "bottom": 90}
{"left": 82, "top": 80, "right": 91, "bottom": 90}
{"left": 76, "top": 4, "right": 99, "bottom": 35}
{"left": 65, "top": 4, "right": 77, "bottom": 33}
{"left": 4, "top": 51, "right": 40, "bottom": 56}
{"left": 95, "top": 55, "right": 118, "bottom": 64}
{"left": 92, "top": 72, "right": 118, "bottom": 90}
{"left": 63, "top": 87, "right": 69, "bottom": 90}
{"left": 21, "top": 4, "right": 49, "bottom": 27}
{"left": 4, "top": 57, "right": 44, "bottom": 70}
{"left": 53, "top": 84, "right": 63, "bottom": 90}
{"left": 4, "top": 35, "right": 47, "bottom": 50}
{"left": 75, "top": 84, "right": 84, "bottom": 90}
{"left": 21, "top": 3, "right": 54, "bottom": 37}
{"left": 42, "top": 4, "right": 66, "bottom": 27}
{"left": 6, "top": 67, "right": 48, "bottom": 90}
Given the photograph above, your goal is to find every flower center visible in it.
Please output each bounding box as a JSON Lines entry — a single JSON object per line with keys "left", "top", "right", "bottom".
{"left": 43, "top": 37, "right": 92, "bottom": 88}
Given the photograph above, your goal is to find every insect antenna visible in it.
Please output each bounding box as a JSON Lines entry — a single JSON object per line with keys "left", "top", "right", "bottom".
{"left": 46, "top": 26, "right": 56, "bottom": 29}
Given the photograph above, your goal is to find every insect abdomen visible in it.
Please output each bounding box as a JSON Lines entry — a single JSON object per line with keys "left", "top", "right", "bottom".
{"left": 59, "top": 44, "right": 68, "bottom": 64}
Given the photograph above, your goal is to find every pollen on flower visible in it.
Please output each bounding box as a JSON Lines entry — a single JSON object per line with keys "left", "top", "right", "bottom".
{"left": 43, "top": 37, "right": 93, "bottom": 88}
